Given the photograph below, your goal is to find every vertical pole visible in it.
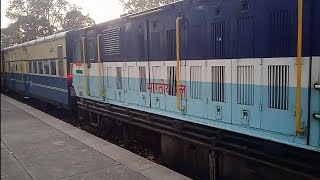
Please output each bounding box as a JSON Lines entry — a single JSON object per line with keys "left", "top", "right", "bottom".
{"left": 176, "top": 17, "right": 184, "bottom": 111}
{"left": 296, "top": 0, "right": 304, "bottom": 134}
{"left": 82, "top": 37, "right": 88, "bottom": 95}
{"left": 97, "top": 34, "right": 104, "bottom": 97}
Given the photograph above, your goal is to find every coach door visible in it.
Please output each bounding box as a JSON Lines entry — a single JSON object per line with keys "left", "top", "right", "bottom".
{"left": 23, "top": 48, "right": 30, "bottom": 94}
{"left": 85, "top": 30, "right": 100, "bottom": 98}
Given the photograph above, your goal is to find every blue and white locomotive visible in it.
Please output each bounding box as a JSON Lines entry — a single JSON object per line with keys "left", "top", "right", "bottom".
{"left": 2, "top": 0, "right": 320, "bottom": 179}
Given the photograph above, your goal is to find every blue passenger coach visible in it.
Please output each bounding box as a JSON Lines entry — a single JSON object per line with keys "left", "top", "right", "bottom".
{"left": 2, "top": 31, "right": 75, "bottom": 109}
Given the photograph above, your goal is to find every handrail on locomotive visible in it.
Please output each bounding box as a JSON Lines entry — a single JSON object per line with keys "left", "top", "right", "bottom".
{"left": 176, "top": 16, "right": 184, "bottom": 112}
{"left": 296, "top": 0, "right": 304, "bottom": 134}
{"left": 97, "top": 34, "right": 104, "bottom": 97}
{"left": 82, "top": 37, "right": 89, "bottom": 95}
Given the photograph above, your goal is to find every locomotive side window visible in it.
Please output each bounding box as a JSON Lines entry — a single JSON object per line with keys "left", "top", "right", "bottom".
{"left": 57, "top": 45, "right": 64, "bottom": 77}
{"left": 38, "top": 61, "right": 43, "bottom": 74}
{"left": 211, "top": 66, "right": 225, "bottom": 102}
{"left": 139, "top": 66, "right": 146, "bottom": 92}
{"left": 190, "top": 66, "right": 202, "bottom": 99}
{"left": 128, "top": 66, "right": 135, "bottom": 90}
{"left": 107, "top": 67, "right": 112, "bottom": 88}
{"left": 167, "top": 66, "right": 176, "bottom": 96}
{"left": 166, "top": 29, "right": 176, "bottom": 60}
{"left": 73, "top": 41, "right": 82, "bottom": 62}
{"left": 116, "top": 67, "right": 122, "bottom": 90}
{"left": 50, "top": 60, "right": 56, "bottom": 75}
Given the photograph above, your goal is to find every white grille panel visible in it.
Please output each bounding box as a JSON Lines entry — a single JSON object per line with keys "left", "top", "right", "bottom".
{"left": 211, "top": 66, "right": 225, "bottom": 102}
{"left": 237, "top": 65, "right": 254, "bottom": 106}
{"left": 190, "top": 66, "right": 202, "bottom": 99}
{"left": 268, "top": 65, "right": 289, "bottom": 110}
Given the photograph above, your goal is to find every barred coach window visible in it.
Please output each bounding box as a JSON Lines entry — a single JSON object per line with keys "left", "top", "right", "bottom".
{"left": 33, "top": 61, "right": 38, "bottom": 74}
{"left": 44, "top": 60, "right": 50, "bottom": 75}
{"left": 57, "top": 45, "right": 64, "bottom": 77}
{"left": 38, "top": 61, "right": 43, "bottom": 74}
{"left": 50, "top": 60, "right": 56, "bottom": 75}
{"left": 28, "top": 62, "right": 33, "bottom": 73}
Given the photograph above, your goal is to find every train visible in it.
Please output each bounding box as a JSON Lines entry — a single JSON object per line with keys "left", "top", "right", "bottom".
{"left": 1, "top": 0, "right": 320, "bottom": 179}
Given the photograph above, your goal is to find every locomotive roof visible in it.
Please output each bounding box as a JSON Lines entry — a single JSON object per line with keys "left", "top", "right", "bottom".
{"left": 3, "top": 31, "right": 68, "bottom": 51}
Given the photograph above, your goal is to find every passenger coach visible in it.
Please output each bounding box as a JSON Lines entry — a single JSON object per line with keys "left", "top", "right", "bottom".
{"left": 2, "top": 31, "right": 75, "bottom": 109}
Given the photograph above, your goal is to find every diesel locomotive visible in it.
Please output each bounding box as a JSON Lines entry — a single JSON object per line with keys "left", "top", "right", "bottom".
{"left": 1, "top": 0, "right": 320, "bottom": 179}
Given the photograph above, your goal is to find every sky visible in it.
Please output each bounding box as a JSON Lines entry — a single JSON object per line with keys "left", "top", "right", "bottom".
{"left": 1, "top": 0, "right": 124, "bottom": 28}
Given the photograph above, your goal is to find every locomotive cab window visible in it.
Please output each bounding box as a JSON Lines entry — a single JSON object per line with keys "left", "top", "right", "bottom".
{"left": 116, "top": 67, "right": 122, "bottom": 90}
{"left": 73, "top": 41, "right": 82, "bottom": 62}
{"left": 88, "top": 38, "right": 95, "bottom": 61}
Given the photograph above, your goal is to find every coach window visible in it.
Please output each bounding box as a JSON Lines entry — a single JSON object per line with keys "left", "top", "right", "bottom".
{"left": 88, "top": 38, "right": 94, "bottom": 61}
{"left": 28, "top": 61, "right": 33, "bottom": 73}
{"left": 50, "top": 60, "right": 57, "bottom": 75}
{"left": 38, "top": 61, "right": 43, "bottom": 74}
{"left": 33, "top": 61, "right": 38, "bottom": 74}
{"left": 57, "top": 45, "right": 64, "bottom": 77}
{"left": 44, "top": 60, "right": 50, "bottom": 75}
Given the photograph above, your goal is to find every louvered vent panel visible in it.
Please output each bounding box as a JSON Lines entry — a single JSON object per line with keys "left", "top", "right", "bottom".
{"left": 211, "top": 66, "right": 225, "bottom": 102}
{"left": 237, "top": 16, "right": 254, "bottom": 58}
{"left": 269, "top": 9, "right": 291, "bottom": 57}
{"left": 103, "top": 28, "right": 120, "bottom": 55}
{"left": 268, "top": 65, "right": 289, "bottom": 110}
{"left": 212, "top": 21, "right": 225, "bottom": 59}
{"left": 166, "top": 29, "right": 176, "bottom": 60}
{"left": 190, "top": 66, "right": 202, "bottom": 99}
{"left": 167, "top": 66, "right": 177, "bottom": 96}
{"left": 237, "top": 66, "right": 254, "bottom": 105}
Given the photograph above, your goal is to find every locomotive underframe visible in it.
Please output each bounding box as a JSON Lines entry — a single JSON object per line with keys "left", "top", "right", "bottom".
{"left": 77, "top": 98, "right": 319, "bottom": 180}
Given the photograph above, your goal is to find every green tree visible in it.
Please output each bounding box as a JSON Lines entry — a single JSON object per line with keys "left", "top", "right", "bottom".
{"left": 119, "top": 0, "right": 176, "bottom": 13}
{"left": 1, "top": 0, "right": 95, "bottom": 48}
{"left": 61, "top": 8, "right": 95, "bottom": 31}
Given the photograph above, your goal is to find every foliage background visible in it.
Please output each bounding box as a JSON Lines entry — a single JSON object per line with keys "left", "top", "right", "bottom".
{"left": 1, "top": 0, "right": 177, "bottom": 48}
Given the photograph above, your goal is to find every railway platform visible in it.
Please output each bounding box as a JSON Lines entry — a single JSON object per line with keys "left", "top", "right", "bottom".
{"left": 1, "top": 94, "right": 190, "bottom": 180}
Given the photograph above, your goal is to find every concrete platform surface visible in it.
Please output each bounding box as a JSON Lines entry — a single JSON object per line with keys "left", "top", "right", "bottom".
{"left": 1, "top": 94, "right": 191, "bottom": 180}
